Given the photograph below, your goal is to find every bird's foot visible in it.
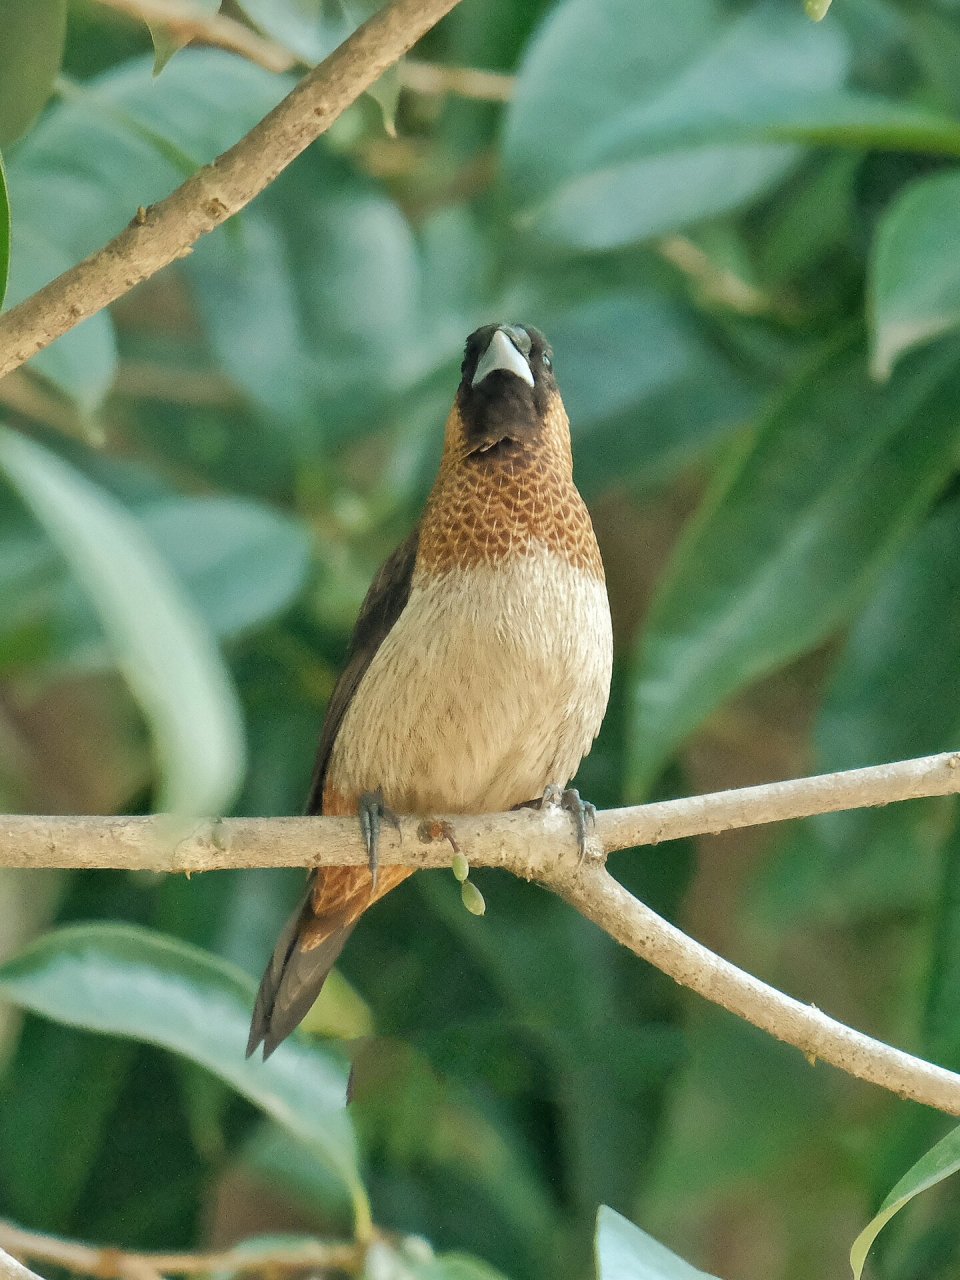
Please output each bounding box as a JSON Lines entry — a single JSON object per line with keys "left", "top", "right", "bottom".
{"left": 358, "top": 788, "right": 401, "bottom": 895}
{"left": 539, "top": 786, "right": 596, "bottom": 864}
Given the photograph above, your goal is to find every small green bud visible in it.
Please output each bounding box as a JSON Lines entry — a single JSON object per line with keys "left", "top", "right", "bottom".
{"left": 451, "top": 851, "right": 470, "bottom": 882}
{"left": 460, "top": 880, "right": 486, "bottom": 916}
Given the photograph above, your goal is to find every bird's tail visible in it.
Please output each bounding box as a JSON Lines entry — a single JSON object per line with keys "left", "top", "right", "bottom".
{"left": 246, "top": 863, "right": 414, "bottom": 1059}
{"left": 246, "top": 881, "right": 355, "bottom": 1060}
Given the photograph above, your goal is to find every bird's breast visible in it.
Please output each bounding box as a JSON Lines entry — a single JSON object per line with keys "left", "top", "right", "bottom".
{"left": 324, "top": 542, "right": 613, "bottom": 815}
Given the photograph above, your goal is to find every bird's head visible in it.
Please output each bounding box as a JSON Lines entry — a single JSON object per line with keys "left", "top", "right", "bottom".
{"left": 449, "top": 323, "right": 564, "bottom": 463}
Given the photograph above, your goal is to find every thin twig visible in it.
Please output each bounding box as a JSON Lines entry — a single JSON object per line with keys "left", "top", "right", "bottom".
{"left": 400, "top": 59, "right": 514, "bottom": 101}
{"left": 0, "top": 0, "right": 464, "bottom": 382}
{"left": 0, "top": 1221, "right": 362, "bottom": 1280}
{"left": 2, "top": 752, "right": 960, "bottom": 1114}
{"left": 93, "top": 0, "right": 296, "bottom": 72}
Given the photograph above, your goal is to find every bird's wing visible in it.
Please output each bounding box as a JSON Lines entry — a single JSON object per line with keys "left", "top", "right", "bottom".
{"left": 304, "top": 524, "right": 420, "bottom": 815}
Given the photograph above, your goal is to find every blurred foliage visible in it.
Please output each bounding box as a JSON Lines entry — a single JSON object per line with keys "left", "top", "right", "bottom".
{"left": 1, "top": 0, "right": 960, "bottom": 1277}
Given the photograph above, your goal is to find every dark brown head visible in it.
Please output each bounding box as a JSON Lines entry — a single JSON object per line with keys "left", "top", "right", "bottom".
{"left": 422, "top": 324, "right": 595, "bottom": 571}
{"left": 454, "top": 324, "right": 558, "bottom": 459}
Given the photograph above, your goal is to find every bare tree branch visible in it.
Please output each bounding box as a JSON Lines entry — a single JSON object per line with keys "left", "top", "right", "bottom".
{"left": 2, "top": 751, "right": 960, "bottom": 1114}
{"left": 1, "top": 750, "right": 956, "bottom": 872}
{"left": 0, "top": 1221, "right": 361, "bottom": 1280}
{"left": 0, "top": 0, "right": 464, "bottom": 382}
{"left": 400, "top": 59, "right": 514, "bottom": 101}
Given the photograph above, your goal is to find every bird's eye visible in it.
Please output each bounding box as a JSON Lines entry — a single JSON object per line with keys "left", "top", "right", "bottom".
{"left": 542, "top": 353, "right": 552, "bottom": 369}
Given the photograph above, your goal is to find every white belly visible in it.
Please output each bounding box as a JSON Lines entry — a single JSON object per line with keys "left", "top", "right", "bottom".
{"left": 325, "top": 544, "right": 613, "bottom": 814}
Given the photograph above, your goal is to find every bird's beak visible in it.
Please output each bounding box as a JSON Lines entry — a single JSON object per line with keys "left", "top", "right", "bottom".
{"left": 472, "top": 328, "right": 535, "bottom": 389}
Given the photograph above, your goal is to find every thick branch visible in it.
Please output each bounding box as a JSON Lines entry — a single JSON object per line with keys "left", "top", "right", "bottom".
{"left": 0, "top": 0, "right": 463, "bottom": 380}
{"left": 2, "top": 750, "right": 960, "bottom": 1115}
{"left": 1, "top": 750, "right": 956, "bottom": 873}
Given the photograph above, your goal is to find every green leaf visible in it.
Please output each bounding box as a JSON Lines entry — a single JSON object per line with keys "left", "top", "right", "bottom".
{"left": 547, "top": 293, "right": 757, "bottom": 495}
{"left": 241, "top": 1122, "right": 356, "bottom": 1224}
{"left": 8, "top": 52, "right": 289, "bottom": 263}
{"left": 146, "top": 0, "right": 221, "bottom": 73}
{"left": 816, "top": 499, "right": 960, "bottom": 773}
{"left": 757, "top": 497, "right": 960, "bottom": 924}
{"left": 3, "top": 51, "right": 285, "bottom": 409}
{"left": 412, "top": 1254, "right": 511, "bottom": 1280}
{"left": 627, "top": 344, "right": 960, "bottom": 797}
{"left": 237, "top": 0, "right": 351, "bottom": 63}
{"left": 0, "top": 0, "right": 67, "bottom": 147}
{"left": 3, "top": 227, "right": 117, "bottom": 411}
{"left": 595, "top": 1205, "right": 722, "bottom": 1279}
{"left": 0, "top": 430, "right": 244, "bottom": 818}
{"left": 184, "top": 153, "right": 419, "bottom": 439}
{"left": 850, "top": 1127, "right": 960, "bottom": 1280}
{"left": 0, "top": 1022, "right": 133, "bottom": 1229}
{"left": 0, "top": 148, "right": 9, "bottom": 310}
{"left": 503, "top": 0, "right": 721, "bottom": 204}
{"left": 534, "top": 94, "right": 960, "bottom": 250}
{"left": 52, "top": 495, "right": 312, "bottom": 671}
{"left": 506, "top": 0, "right": 851, "bottom": 246}
{"left": 0, "top": 922, "right": 370, "bottom": 1234}
{"left": 137, "top": 496, "right": 312, "bottom": 637}
{"left": 869, "top": 170, "right": 960, "bottom": 379}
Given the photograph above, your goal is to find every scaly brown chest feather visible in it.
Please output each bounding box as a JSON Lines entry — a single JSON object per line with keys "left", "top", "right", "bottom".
{"left": 417, "top": 399, "right": 604, "bottom": 578}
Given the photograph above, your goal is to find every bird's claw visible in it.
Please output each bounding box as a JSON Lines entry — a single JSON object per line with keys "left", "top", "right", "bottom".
{"left": 358, "top": 788, "right": 400, "bottom": 895}
{"left": 545, "top": 783, "right": 599, "bottom": 865}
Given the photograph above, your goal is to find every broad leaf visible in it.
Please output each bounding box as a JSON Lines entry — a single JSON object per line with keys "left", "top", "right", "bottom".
{"left": 137, "top": 496, "right": 311, "bottom": 638}
{"left": 546, "top": 293, "right": 756, "bottom": 495}
{"left": 756, "top": 498, "right": 960, "bottom": 923}
{"left": 0, "top": 1022, "right": 133, "bottom": 1229}
{"left": 850, "top": 1126, "right": 960, "bottom": 1280}
{"left": 184, "top": 153, "right": 420, "bottom": 440}
{"left": 869, "top": 169, "right": 960, "bottom": 379}
{"left": 627, "top": 345, "right": 960, "bottom": 796}
{"left": 0, "top": 430, "right": 244, "bottom": 818}
{"left": 505, "top": 0, "right": 850, "bottom": 246}
{"left": 3, "top": 226, "right": 117, "bottom": 412}
{"left": 2, "top": 51, "right": 288, "bottom": 407}
{"left": 0, "top": 923, "right": 370, "bottom": 1233}
{"left": 0, "top": 0, "right": 67, "bottom": 147}
{"left": 503, "top": 0, "right": 721, "bottom": 203}
{"left": 595, "top": 1205, "right": 722, "bottom": 1279}
{"left": 8, "top": 52, "right": 289, "bottom": 263}
{"left": 237, "top": 0, "right": 355, "bottom": 64}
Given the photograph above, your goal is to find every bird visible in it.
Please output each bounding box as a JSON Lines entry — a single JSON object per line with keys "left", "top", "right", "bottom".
{"left": 246, "top": 323, "right": 613, "bottom": 1059}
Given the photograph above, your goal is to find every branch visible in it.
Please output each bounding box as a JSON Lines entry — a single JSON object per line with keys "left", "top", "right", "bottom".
{"left": 400, "top": 60, "right": 514, "bottom": 101}
{"left": 2, "top": 751, "right": 960, "bottom": 1115}
{"left": 0, "top": 0, "right": 464, "bottom": 381}
{"left": 0, "top": 1221, "right": 361, "bottom": 1280}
